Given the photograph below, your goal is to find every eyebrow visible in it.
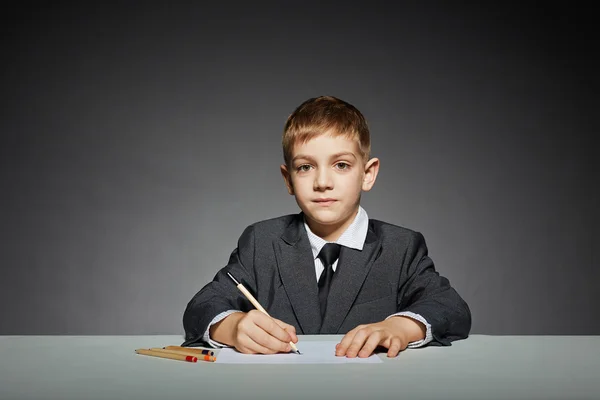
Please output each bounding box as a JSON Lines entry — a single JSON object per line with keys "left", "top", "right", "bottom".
{"left": 292, "top": 152, "right": 357, "bottom": 163}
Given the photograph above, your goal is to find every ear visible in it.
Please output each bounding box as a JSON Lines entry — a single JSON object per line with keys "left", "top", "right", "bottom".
{"left": 280, "top": 164, "right": 295, "bottom": 195}
{"left": 362, "top": 157, "right": 380, "bottom": 192}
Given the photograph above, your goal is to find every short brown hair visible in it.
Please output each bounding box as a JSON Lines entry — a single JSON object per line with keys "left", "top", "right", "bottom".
{"left": 282, "top": 96, "right": 371, "bottom": 166}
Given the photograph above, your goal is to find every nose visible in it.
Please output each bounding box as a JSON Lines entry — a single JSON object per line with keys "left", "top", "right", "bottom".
{"left": 314, "top": 168, "right": 333, "bottom": 191}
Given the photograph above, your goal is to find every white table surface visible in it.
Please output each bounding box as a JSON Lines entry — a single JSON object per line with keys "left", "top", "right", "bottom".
{"left": 1, "top": 334, "right": 599, "bottom": 400}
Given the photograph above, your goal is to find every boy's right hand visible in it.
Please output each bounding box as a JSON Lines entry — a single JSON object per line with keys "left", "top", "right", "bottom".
{"left": 211, "top": 310, "right": 298, "bottom": 354}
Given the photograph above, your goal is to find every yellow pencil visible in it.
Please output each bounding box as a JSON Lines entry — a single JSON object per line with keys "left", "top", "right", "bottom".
{"left": 135, "top": 348, "right": 197, "bottom": 362}
{"left": 150, "top": 348, "right": 216, "bottom": 362}
{"left": 164, "top": 345, "right": 215, "bottom": 356}
{"left": 227, "top": 272, "right": 301, "bottom": 355}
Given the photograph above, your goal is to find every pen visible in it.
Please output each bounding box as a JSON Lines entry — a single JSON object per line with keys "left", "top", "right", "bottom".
{"left": 135, "top": 348, "right": 197, "bottom": 363}
{"left": 150, "top": 348, "right": 216, "bottom": 362}
{"left": 227, "top": 272, "right": 301, "bottom": 355}
{"left": 164, "top": 345, "right": 215, "bottom": 356}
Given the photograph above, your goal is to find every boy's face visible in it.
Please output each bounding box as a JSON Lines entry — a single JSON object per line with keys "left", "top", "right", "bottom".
{"left": 280, "top": 132, "right": 379, "bottom": 240}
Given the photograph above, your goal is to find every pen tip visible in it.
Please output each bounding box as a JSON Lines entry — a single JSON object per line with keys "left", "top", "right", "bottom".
{"left": 296, "top": 350, "right": 301, "bottom": 355}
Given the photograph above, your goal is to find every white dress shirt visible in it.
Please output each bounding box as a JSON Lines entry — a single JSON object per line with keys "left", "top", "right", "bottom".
{"left": 203, "top": 206, "right": 433, "bottom": 348}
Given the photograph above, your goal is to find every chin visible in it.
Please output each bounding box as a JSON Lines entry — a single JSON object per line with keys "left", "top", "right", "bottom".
{"left": 305, "top": 211, "right": 344, "bottom": 226}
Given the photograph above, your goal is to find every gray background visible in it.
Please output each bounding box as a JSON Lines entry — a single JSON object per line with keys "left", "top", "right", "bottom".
{"left": 1, "top": 3, "right": 597, "bottom": 335}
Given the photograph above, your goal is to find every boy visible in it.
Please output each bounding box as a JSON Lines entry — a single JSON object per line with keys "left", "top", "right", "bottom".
{"left": 183, "top": 96, "right": 471, "bottom": 358}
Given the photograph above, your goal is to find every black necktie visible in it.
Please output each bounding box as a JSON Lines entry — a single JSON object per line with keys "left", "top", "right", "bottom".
{"left": 317, "top": 243, "right": 341, "bottom": 319}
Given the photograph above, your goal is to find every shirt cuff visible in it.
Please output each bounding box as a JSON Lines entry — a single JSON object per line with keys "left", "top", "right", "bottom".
{"left": 202, "top": 310, "right": 243, "bottom": 348}
{"left": 386, "top": 311, "right": 433, "bottom": 348}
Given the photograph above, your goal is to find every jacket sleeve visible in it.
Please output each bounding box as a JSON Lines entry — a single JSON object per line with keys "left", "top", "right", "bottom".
{"left": 181, "top": 225, "right": 258, "bottom": 346}
{"left": 397, "top": 231, "right": 472, "bottom": 346}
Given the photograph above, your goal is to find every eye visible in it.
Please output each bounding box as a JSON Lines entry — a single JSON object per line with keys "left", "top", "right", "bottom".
{"left": 297, "top": 164, "right": 313, "bottom": 172}
{"left": 335, "top": 162, "right": 350, "bottom": 170}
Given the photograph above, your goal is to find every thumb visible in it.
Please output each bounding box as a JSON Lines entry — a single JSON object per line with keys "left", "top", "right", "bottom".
{"left": 273, "top": 318, "right": 298, "bottom": 342}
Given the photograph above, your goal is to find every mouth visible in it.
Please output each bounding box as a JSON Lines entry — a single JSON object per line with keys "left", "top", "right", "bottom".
{"left": 313, "top": 198, "right": 337, "bottom": 206}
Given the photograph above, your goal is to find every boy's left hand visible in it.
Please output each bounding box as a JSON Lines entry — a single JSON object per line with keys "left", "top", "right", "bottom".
{"left": 335, "top": 316, "right": 425, "bottom": 358}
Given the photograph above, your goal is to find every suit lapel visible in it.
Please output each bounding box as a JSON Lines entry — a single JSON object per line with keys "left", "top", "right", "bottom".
{"left": 274, "top": 215, "right": 322, "bottom": 334}
{"left": 319, "top": 226, "right": 382, "bottom": 334}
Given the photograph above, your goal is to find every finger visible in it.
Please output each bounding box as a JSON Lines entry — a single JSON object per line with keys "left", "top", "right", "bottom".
{"left": 244, "top": 310, "right": 292, "bottom": 343}
{"left": 241, "top": 322, "right": 291, "bottom": 354}
{"left": 284, "top": 326, "right": 298, "bottom": 343}
{"left": 247, "top": 319, "right": 292, "bottom": 353}
{"left": 358, "top": 331, "right": 384, "bottom": 358}
{"left": 237, "top": 313, "right": 290, "bottom": 354}
{"left": 253, "top": 314, "right": 293, "bottom": 344}
{"left": 345, "top": 327, "right": 371, "bottom": 358}
{"left": 336, "top": 326, "right": 361, "bottom": 356}
{"left": 273, "top": 319, "right": 298, "bottom": 343}
{"left": 386, "top": 337, "right": 403, "bottom": 358}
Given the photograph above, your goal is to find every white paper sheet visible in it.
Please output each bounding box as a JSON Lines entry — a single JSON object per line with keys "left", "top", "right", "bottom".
{"left": 215, "top": 341, "right": 382, "bottom": 364}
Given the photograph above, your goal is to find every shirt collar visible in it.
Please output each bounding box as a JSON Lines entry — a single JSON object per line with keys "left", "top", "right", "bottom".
{"left": 304, "top": 206, "right": 369, "bottom": 259}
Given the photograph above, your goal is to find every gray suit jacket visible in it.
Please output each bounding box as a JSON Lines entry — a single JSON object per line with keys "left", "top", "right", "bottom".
{"left": 183, "top": 213, "right": 471, "bottom": 346}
